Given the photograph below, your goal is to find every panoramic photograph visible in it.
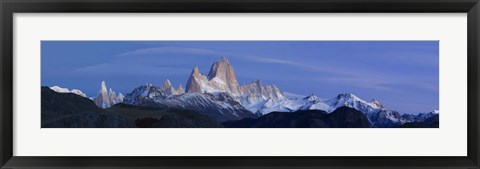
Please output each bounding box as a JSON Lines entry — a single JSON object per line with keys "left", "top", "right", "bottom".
{"left": 41, "top": 41, "right": 439, "bottom": 128}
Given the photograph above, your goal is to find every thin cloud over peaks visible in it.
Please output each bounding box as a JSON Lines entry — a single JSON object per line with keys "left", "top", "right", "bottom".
{"left": 116, "top": 46, "right": 305, "bottom": 67}
{"left": 116, "top": 46, "right": 221, "bottom": 57}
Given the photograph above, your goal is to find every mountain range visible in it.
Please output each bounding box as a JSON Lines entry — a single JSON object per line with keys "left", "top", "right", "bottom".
{"left": 44, "top": 56, "right": 439, "bottom": 128}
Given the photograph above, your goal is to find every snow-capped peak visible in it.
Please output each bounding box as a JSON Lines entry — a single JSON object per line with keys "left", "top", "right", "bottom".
{"left": 70, "top": 89, "right": 87, "bottom": 97}
{"left": 317, "top": 93, "right": 384, "bottom": 114}
{"left": 336, "top": 93, "right": 360, "bottom": 100}
{"left": 332, "top": 93, "right": 378, "bottom": 107}
{"left": 303, "top": 94, "right": 321, "bottom": 102}
{"left": 50, "top": 86, "right": 87, "bottom": 97}
{"left": 50, "top": 86, "right": 69, "bottom": 93}
{"left": 371, "top": 99, "right": 384, "bottom": 109}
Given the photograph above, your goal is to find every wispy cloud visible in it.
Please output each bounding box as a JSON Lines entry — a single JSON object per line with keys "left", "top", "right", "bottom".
{"left": 248, "top": 57, "right": 303, "bottom": 66}
{"left": 116, "top": 46, "right": 304, "bottom": 67}
{"left": 324, "top": 76, "right": 438, "bottom": 92}
{"left": 117, "top": 47, "right": 221, "bottom": 57}
{"left": 77, "top": 46, "right": 307, "bottom": 76}
{"left": 324, "top": 77, "right": 394, "bottom": 91}
{"left": 116, "top": 46, "right": 377, "bottom": 85}
{"left": 114, "top": 46, "right": 360, "bottom": 77}
{"left": 76, "top": 63, "right": 191, "bottom": 76}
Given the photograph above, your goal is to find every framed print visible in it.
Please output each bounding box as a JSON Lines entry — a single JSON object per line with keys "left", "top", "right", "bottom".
{"left": 40, "top": 41, "right": 439, "bottom": 129}
{"left": 1, "top": 0, "right": 479, "bottom": 168}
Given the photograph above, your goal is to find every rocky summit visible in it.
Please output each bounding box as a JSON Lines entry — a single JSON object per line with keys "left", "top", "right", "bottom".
{"left": 186, "top": 57, "right": 240, "bottom": 94}
{"left": 93, "top": 81, "right": 124, "bottom": 108}
{"left": 186, "top": 57, "right": 285, "bottom": 99}
{"left": 207, "top": 56, "right": 240, "bottom": 94}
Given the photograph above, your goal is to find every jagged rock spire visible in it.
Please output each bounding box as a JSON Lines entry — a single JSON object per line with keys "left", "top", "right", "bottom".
{"left": 162, "top": 79, "right": 177, "bottom": 96}
{"left": 207, "top": 56, "right": 240, "bottom": 94}
{"left": 186, "top": 65, "right": 208, "bottom": 93}
{"left": 177, "top": 84, "right": 185, "bottom": 94}
{"left": 93, "top": 81, "right": 124, "bottom": 108}
{"left": 192, "top": 66, "right": 200, "bottom": 76}
{"left": 101, "top": 81, "right": 108, "bottom": 96}
{"left": 186, "top": 57, "right": 240, "bottom": 94}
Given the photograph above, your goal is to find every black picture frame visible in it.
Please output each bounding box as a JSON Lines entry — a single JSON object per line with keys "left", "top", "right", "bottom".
{"left": 1, "top": 0, "right": 479, "bottom": 168}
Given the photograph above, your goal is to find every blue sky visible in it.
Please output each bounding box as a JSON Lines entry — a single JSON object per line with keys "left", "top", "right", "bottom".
{"left": 41, "top": 41, "right": 439, "bottom": 114}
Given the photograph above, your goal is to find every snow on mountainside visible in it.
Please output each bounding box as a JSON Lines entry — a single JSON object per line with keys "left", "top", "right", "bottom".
{"left": 50, "top": 86, "right": 87, "bottom": 97}
{"left": 248, "top": 92, "right": 439, "bottom": 127}
{"left": 123, "top": 83, "right": 255, "bottom": 122}
{"left": 123, "top": 80, "right": 184, "bottom": 105}
{"left": 401, "top": 109, "right": 439, "bottom": 122}
{"left": 322, "top": 93, "right": 383, "bottom": 114}
{"left": 117, "top": 93, "right": 125, "bottom": 101}
{"left": 93, "top": 81, "right": 124, "bottom": 108}
{"left": 250, "top": 93, "right": 382, "bottom": 116}
{"left": 235, "top": 81, "right": 286, "bottom": 114}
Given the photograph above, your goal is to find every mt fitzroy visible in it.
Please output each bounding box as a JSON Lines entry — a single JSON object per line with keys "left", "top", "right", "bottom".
{"left": 186, "top": 56, "right": 284, "bottom": 100}
{"left": 185, "top": 56, "right": 285, "bottom": 112}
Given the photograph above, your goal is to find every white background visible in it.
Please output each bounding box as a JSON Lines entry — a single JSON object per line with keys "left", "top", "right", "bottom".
{"left": 13, "top": 13, "right": 467, "bottom": 156}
